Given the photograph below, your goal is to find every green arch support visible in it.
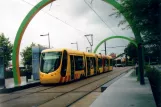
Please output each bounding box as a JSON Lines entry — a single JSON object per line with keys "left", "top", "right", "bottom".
{"left": 93, "top": 36, "right": 137, "bottom": 53}
{"left": 12, "top": 0, "right": 55, "bottom": 85}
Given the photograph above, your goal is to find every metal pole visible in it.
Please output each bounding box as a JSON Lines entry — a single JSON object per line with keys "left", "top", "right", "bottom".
{"left": 84, "top": 34, "right": 93, "bottom": 53}
{"left": 76, "top": 42, "right": 78, "bottom": 50}
{"left": 48, "top": 33, "right": 50, "bottom": 48}
{"left": 138, "top": 43, "right": 145, "bottom": 85}
{"left": 159, "top": 4, "right": 161, "bottom": 64}
{"left": 105, "top": 41, "right": 107, "bottom": 55}
{"left": 91, "top": 34, "right": 93, "bottom": 52}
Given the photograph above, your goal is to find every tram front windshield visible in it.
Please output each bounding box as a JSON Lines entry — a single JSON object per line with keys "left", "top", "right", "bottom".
{"left": 40, "top": 52, "right": 62, "bottom": 73}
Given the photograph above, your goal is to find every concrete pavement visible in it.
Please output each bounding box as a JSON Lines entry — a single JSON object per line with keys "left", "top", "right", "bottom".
{"left": 90, "top": 69, "right": 156, "bottom": 107}
{"left": 0, "top": 76, "right": 40, "bottom": 93}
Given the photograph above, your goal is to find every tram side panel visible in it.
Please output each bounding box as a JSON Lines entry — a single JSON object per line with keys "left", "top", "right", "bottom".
{"left": 85, "top": 55, "right": 97, "bottom": 77}
{"left": 102, "top": 56, "right": 106, "bottom": 73}
{"left": 109, "top": 58, "right": 113, "bottom": 71}
{"left": 59, "top": 50, "right": 69, "bottom": 83}
{"left": 104, "top": 57, "right": 109, "bottom": 72}
{"left": 96, "top": 55, "right": 103, "bottom": 74}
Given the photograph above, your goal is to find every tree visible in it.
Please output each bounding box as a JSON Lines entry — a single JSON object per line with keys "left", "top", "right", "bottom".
{"left": 0, "top": 33, "right": 13, "bottom": 68}
{"left": 124, "top": 42, "right": 137, "bottom": 61}
{"left": 111, "top": 0, "right": 161, "bottom": 58}
{"left": 21, "top": 43, "right": 36, "bottom": 69}
{"left": 20, "top": 43, "right": 47, "bottom": 69}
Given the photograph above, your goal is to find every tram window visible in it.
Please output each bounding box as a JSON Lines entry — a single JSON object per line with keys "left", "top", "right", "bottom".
{"left": 74, "top": 56, "right": 84, "bottom": 71}
{"left": 40, "top": 52, "right": 62, "bottom": 73}
{"left": 61, "top": 50, "right": 67, "bottom": 77}
{"left": 98, "top": 58, "right": 102, "bottom": 67}
{"left": 70, "top": 55, "right": 74, "bottom": 69}
{"left": 110, "top": 59, "right": 113, "bottom": 66}
{"left": 93, "top": 57, "right": 96, "bottom": 66}
{"left": 87, "top": 57, "right": 91, "bottom": 67}
{"left": 90, "top": 58, "right": 94, "bottom": 68}
{"left": 105, "top": 59, "right": 108, "bottom": 66}
{"left": 91, "top": 57, "right": 96, "bottom": 68}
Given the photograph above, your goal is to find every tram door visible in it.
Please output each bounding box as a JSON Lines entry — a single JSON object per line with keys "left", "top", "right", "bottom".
{"left": 70, "top": 55, "right": 75, "bottom": 80}
{"left": 87, "top": 57, "right": 91, "bottom": 76}
{"left": 93, "top": 58, "right": 96, "bottom": 74}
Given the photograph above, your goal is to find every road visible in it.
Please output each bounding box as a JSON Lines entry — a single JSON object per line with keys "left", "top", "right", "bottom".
{"left": 0, "top": 67, "right": 131, "bottom": 107}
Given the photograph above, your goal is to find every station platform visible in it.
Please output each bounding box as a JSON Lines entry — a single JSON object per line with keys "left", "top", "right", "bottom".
{"left": 90, "top": 69, "right": 156, "bottom": 107}
{"left": 0, "top": 76, "right": 40, "bottom": 93}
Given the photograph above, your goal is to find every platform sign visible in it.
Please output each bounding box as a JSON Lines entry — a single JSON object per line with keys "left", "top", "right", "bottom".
{"left": 32, "top": 46, "right": 40, "bottom": 80}
{"left": 32, "top": 46, "right": 47, "bottom": 80}
{"left": 0, "top": 57, "right": 4, "bottom": 79}
{"left": 0, "top": 56, "right": 5, "bottom": 87}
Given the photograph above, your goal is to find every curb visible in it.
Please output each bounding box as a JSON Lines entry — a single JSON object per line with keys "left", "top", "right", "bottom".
{"left": 0, "top": 81, "right": 40, "bottom": 93}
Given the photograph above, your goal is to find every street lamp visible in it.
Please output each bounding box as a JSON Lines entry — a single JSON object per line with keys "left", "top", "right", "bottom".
{"left": 40, "top": 33, "right": 50, "bottom": 48}
{"left": 71, "top": 42, "right": 78, "bottom": 50}
{"left": 84, "top": 34, "right": 93, "bottom": 52}
{"left": 86, "top": 47, "right": 90, "bottom": 52}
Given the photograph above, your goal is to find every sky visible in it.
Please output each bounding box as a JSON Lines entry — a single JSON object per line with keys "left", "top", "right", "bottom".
{"left": 0, "top": 0, "right": 134, "bottom": 60}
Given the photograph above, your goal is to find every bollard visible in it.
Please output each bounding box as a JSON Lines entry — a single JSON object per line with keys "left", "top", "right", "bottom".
{"left": 26, "top": 70, "right": 28, "bottom": 83}
{"left": 26, "top": 70, "right": 31, "bottom": 83}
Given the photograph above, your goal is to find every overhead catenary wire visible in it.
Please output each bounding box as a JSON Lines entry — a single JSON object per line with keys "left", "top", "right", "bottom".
{"left": 84, "top": 0, "right": 118, "bottom": 36}
{"left": 21, "top": 0, "right": 87, "bottom": 34}
{"left": 84, "top": 0, "right": 127, "bottom": 46}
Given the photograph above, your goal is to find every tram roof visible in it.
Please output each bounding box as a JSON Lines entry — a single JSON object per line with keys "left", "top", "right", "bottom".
{"left": 42, "top": 48, "right": 100, "bottom": 56}
{"left": 107, "top": 55, "right": 113, "bottom": 59}
{"left": 83, "top": 52, "right": 96, "bottom": 56}
{"left": 42, "top": 48, "right": 84, "bottom": 55}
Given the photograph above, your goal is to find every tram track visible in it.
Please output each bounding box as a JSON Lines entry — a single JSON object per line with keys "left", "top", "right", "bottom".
{"left": 38, "top": 67, "right": 131, "bottom": 107}
{"left": 0, "top": 86, "right": 55, "bottom": 103}
{"left": 67, "top": 71, "right": 128, "bottom": 107}
{"left": 0, "top": 67, "right": 132, "bottom": 107}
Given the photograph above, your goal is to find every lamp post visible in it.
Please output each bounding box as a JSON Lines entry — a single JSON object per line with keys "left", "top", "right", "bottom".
{"left": 71, "top": 42, "right": 78, "bottom": 50}
{"left": 86, "top": 47, "right": 90, "bottom": 52}
{"left": 40, "top": 33, "right": 50, "bottom": 48}
{"left": 84, "top": 34, "right": 93, "bottom": 52}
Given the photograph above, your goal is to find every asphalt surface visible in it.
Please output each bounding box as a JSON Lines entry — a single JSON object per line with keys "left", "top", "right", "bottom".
{"left": 0, "top": 67, "right": 132, "bottom": 107}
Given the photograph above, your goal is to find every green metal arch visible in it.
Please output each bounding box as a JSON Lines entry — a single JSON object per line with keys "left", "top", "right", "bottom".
{"left": 12, "top": 0, "right": 55, "bottom": 85}
{"left": 93, "top": 36, "right": 137, "bottom": 53}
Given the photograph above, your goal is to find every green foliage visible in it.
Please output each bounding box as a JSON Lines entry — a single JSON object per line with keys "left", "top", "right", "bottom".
{"left": 116, "top": 0, "right": 160, "bottom": 34}
{"left": 112, "top": 0, "right": 161, "bottom": 58}
{"left": 20, "top": 43, "right": 47, "bottom": 68}
{"left": 0, "top": 33, "right": 13, "bottom": 67}
{"left": 124, "top": 41, "right": 137, "bottom": 61}
{"left": 145, "top": 66, "right": 161, "bottom": 106}
{"left": 20, "top": 43, "right": 36, "bottom": 68}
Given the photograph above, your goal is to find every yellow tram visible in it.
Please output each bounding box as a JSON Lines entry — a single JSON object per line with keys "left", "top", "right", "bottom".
{"left": 39, "top": 48, "right": 113, "bottom": 84}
